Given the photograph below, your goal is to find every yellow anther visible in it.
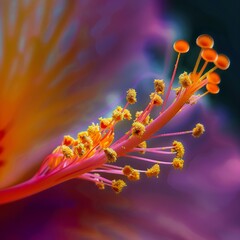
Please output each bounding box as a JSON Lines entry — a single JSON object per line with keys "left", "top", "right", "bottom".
{"left": 112, "top": 179, "right": 127, "bottom": 193}
{"left": 123, "top": 109, "right": 132, "bottom": 120}
{"left": 77, "top": 131, "right": 93, "bottom": 151}
{"left": 61, "top": 145, "right": 74, "bottom": 158}
{"left": 63, "top": 135, "right": 75, "bottom": 146}
{"left": 87, "top": 123, "right": 101, "bottom": 144}
{"left": 132, "top": 122, "right": 145, "bottom": 137}
{"left": 146, "top": 164, "right": 160, "bottom": 178}
{"left": 172, "top": 141, "right": 185, "bottom": 158}
{"left": 179, "top": 72, "right": 192, "bottom": 88}
{"left": 77, "top": 131, "right": 89, "bottom": 142}
{"left": 150, "top": 93, "right": 163, "bottom": 106}
{"left": 126, "top": 88, "right": 137, "bottom": 104}
{"left": 154, "top": 79, "right": 165, "bottom": 95}
{"left": 99, "top": 117, "right": 112, "bottom": 129}
{"left": 128, "top": 170, "right": 140, "bottom": 181}
{"left": 123, "top": 165, "right": 134, "bottom": 176}
{"left": 112, "top": 106, "right": 124, "bottom": 122}
{"left": 172, "top": 158, "right": 184, "bottom": 170}
{"left": 122, "top": 165, "right": 140, "bottom": 181}
{"left": 87, "top": 123, "right": 100, "bottom": 136}
{"left": 73, "top": 143, "right": 85, "bottom": 157}
{"left": 96, "top": 181, "right": 105, "bottom": 190}
{"left": 104, "top": 148, "right": 117, "bottom": 163}
{"left": 192, "top": 123, "right": 205, "bottom": 138}
{"left": 137, "top": 141, "right": 147, "bottom": 154}
{"left": 173, "top": 87, "right": 181, "bottom": 96}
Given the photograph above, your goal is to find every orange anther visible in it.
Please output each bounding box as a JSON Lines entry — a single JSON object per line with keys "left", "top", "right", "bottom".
{"left": 206, "top": 83, "right": 220, "bottom": 94}
{"left": 173, "top": 40, "right": 189, "bottom": 53}
{"left": 207, "top": 72, "right": 221, "bottom": 84}
{"left": 214, "top": 54, "right": 230, "bottom": 70}
{"left": 201, "top": 48, "right": 218, "bottom": 62}
{"left": 196, "top": 34, "right": 214, "bottom": 48}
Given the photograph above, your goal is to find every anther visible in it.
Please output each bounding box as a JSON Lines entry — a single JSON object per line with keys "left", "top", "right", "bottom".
{"left": 172, "top": 141, "right": 185, "bottom": 158}
{"left": 112, "top": 106, "right": 124, "bottom": 122}
{"left": 62, "top": 145, "right": 74, "bottom": 158}
{"left": 146, "top": 164, "right": 160, "bottom": 178}
{"left": 123, "top": 109, "right": 132, "bottom": 120}
{"left": 179, "top": 72, "right": 192, "bottom": 88}
{"left": 112, "top": 179, "right": 127, "bottom": 193}
{"left": 172, "top": 158, "right": 184, "bottom": 170}
{"left": 150, "top": 93, "right": 163, "bottom": 106}
{"left": 123, "top": 165, "right": 140, "bottom": 181}
{"left": 126, "top": 88, "right": 137, "bottom": 104}
{"left": 99, "top": 117, "right": 112, "bottom": 129}
{"left": 104, "top": 148, "right": 117, "bottom": 163}
{"left": 74, "top": 143, "right": 85, "bottom": 157}
{"left": 132, "top": 122, "right": 145, "bottom": 137}
{"left": 63, "top": 135, "right": 75, "bottom": 146}
{"left": 192, "top": 123, "right": 205, "bottom": 137}
{"left": 154, "top": 79, "right": 165, "bottom": 94}
{"left": 96, "top": 181, "right": 105, "bottom": 190}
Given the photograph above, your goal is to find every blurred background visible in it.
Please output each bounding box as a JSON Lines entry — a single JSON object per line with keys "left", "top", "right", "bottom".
{"left": 0, "top": 0, "right": 239, "bottom": 239}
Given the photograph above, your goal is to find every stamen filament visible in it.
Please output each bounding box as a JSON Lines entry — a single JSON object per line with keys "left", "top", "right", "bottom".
{"left": 152, "top": 130, "right": 192, "bottom": 138}
{"left": 161, "top": 52, "right": 181, "bottom": 112}
{"left": 126, "top": 154, "right": 172, "bottom": 165}
{"left": 198, "top": 61, "right": 208, "bottom": 77}
{"left": 193, "top": 50, "right": 202, "bottom": 75}
{"left": 133, "top": 148, "right": 174, "bottom": 154}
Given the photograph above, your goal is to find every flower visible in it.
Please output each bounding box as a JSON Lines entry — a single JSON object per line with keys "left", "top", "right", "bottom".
{"left": 0, "top": 1, "right": 239, "bottom": 239}
{"left": 0, "top": 32, "right": 230, "bottom": 204}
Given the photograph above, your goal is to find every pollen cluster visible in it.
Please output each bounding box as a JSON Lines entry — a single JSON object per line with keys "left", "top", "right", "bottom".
{"left": 126, "top": 88, "right": 137, "bottom": 104}
{"left": 192, "top": 123, "right": 205, "bottom": 137}
{"left": 172, "top": 158, "right": 184, "bottom": 170}
{"left": 123, "top": 165, "right": 140, "bottom": 181}
{"left": 132, "top": 122, "right": 146, "bottom": 137}
{"left": 146, "top": 164, "right": 160, "bottom": 178}
{"left": 179, "top": 72, "right": 192, "bottom": 88}
{"left": 172, "top": 141, "right": 185, "bottom": 158}
{"left": 154, "top": 79, "right": 165, "bottom": 94}
{"left": 104, "top": 148, "right": 117, "bottom": 163}
{"left": 112, "top": 180, "right": 127, "bottom": 193}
